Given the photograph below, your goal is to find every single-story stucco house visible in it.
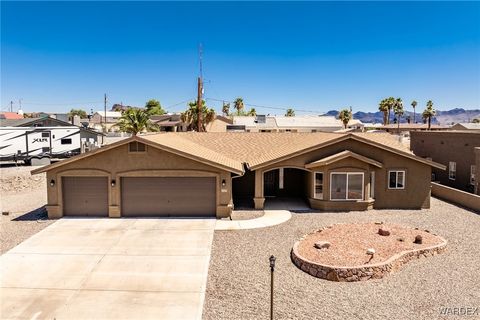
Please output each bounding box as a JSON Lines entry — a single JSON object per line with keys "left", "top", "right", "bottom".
{"left": 32, "top": 132, "right": 445, "bottom": 219}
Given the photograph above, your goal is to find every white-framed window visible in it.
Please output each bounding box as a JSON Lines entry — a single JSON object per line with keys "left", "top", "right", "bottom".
{"left": 330, "top": 172, "right": 364, "bottom": 201}
{"left": 449, "top": 162, "right": 456, "bottom": 180}
{"left": 388, "top": 170, "right": 405, "bottom": 189}
{"left": 471, "top": 165, "right": 476, "bottom": 185}
{"left": 314, "top": 172, "right": 323, "bottom": 199}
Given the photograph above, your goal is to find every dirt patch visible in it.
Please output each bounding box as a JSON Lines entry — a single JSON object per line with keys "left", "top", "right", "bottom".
{"left": 297, "top": 223, "right": 444, "bottom": 266}
{"left": 0, "top": 165, "right": 54, "bottom": 254}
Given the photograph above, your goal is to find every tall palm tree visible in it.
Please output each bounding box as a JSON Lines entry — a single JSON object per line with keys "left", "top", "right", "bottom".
{"left": 378, "top": 99, "right": 389, "bottom": 125}
{"left": 386, "top": 97, "right": 396, "bottom": 124}
{"left": 411, "top": 100, "right": 417, "bottom": 123}
{"left": 285, "top": 108, "right": 295, "bottom": 117}
{"left": 222, "top": 102, "right": 230, "bottom": 116}
{"left": 181, "top": 100, "right": 216, "bottom": 131}
{"left": 422, "top": 100, "right": 436, "bottom": 130}
{"left": 338, "top": 108, "right": 352, "bottom": 129}
{"left": 393, "top": 98, "right": 404, "bottom": 132}
{"left": 233, "top": 98, "right": 245, "bottom": 115}
{"left": 114, "top": 108, "right": 159, "bottom": 135}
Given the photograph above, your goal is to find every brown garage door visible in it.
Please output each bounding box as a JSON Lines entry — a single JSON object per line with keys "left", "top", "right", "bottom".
{"left": 121, "top": 177, "right": 216, "bottom": 217}
{"left": 62, "top": 177, "right": 108, "bottom": 216}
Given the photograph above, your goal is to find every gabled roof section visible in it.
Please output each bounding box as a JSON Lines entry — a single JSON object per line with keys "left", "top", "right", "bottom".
{"left": 305, "top": 150, "right": 382, "bottom": 168}
{"left": 139, "top": 134, "right": 243, "bottom": 174}
{"left": 32, "top": 134, "right": 244, "bottom": 175}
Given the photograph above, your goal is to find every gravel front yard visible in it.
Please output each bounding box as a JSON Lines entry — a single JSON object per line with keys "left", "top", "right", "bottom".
{"left": 203, "top": 198, "right": 480, "bottom": 320}
{"left": 0, "top": 165, "right": 54, "bottom": 254}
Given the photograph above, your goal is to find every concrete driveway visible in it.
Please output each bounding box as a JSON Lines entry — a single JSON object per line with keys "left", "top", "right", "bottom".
{"left": 0, "top": 218, "right": 215, "bottom": 320}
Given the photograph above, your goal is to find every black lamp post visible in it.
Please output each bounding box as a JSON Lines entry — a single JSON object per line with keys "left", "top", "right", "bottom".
{"left": 269, "top": 255, "right": 276, "bottom": 320}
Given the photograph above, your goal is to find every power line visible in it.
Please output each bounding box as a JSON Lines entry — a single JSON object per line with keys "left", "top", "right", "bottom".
{"left": 205, "top": 97, "right": 324, "bottom": 114}
{"left": 166, "top": 98, "right": 196, "bottom": 110}
{"left": 20, "top": 100, "right": 104, "bottom": 106}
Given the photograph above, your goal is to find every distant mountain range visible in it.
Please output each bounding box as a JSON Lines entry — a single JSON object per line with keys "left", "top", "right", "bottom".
{"left": 325, "top": 108, "right": 480, "bottom": 125}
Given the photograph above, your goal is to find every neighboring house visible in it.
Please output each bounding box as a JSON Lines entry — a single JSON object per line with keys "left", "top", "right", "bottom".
{"left": 379, "top": 123, "right": 450, "bottom": 134}
{"left": 150, "top": 114, "right": 186, "bottom": 132}
{"left": 228, "top": 115, "right": 359, "bottom": 132}
{"left": 0, "top": 112, "right": 24, "bottom": 120}
{"left": 410, "top": 131, "right": 480, "bottom": 194}
{"left": 451, "top": 123, "right": 480, "bottom": 131}
{"left": 205, "top": 116, "right": 233, "bottom": 132}
{"left": 33, "top": 132, "right": 444, "bottom": 219}
{"left": 90, "top": 111, "right": 122, "bottom": 132}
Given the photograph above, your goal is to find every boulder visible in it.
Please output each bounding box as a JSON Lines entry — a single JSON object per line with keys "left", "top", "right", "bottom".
{"left": 414, "top": 235, "right": 423, "bottom": 244}
{"left": 314, "top": 241, "right": 331, "bottom": 249}
{"left": 378, "top": 228, "right": 391, "bottom": 236}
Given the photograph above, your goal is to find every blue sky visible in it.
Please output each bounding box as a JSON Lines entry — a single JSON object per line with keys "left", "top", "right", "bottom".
{"left": 2, "top": 1, "right": 479, "bottom": 115}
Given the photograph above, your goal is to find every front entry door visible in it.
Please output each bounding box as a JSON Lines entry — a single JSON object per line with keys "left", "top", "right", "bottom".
{"left": 264, "top": 170, "right": 278, "bottom": 197}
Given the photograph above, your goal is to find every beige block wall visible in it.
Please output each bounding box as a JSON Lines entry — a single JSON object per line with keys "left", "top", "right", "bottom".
{"left": 45, "top": 143, "right": 233, "bottom": 218}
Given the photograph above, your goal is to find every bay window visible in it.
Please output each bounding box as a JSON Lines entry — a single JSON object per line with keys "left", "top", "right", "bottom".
{"left": 330, "top": 172, "right": 364, "bottom": 200}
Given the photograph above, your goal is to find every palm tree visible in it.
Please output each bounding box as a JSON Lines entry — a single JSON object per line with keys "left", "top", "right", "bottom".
{"left": 222, "top": 102, "right": 230, "bottom": 116}
{"left": 422, "top": 100, "right": 436, "bottom": 130}
{"left": 233, "top": 98, "right": 245, "bottom": 115}
{"left": 247, "top": 108, "right": 257, "bottom": 116}
{"left": 378, "top": 99, "right": 389, "bottom": 125}
{"left": 338, "top": 108, "right": 352, "bottom": 129}
{"left": 393, "top": 98, "right": 404, "bottom": 132}
{"left": 181, "top": 100, "right": 216, "bottom": 131}
{"left": 114, "top": 108, "right": 159, "bottom": 136}
{"left": 411, "top": 100, "right": 417, "bottom": 123}
{"left": 386, "top": 97, "right": 396, "bottom": 124}
{"left": 285, "top": 108, "right": 295, "bottom": 117}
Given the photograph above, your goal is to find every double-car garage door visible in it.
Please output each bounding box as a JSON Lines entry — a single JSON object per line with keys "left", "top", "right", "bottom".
{"left": 62, "top": 176, "right": 216, "bottom": 217}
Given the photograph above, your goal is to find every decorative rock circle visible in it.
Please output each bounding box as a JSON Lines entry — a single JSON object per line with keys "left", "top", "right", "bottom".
{"left": 291, "top": 223, "right": 447, "bottom": 282}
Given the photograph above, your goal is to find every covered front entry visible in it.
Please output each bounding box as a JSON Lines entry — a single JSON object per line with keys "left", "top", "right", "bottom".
{"left": 262, "top": 168, "right": 309, "bottom": 209}
{"left": 264, "top": 168, "right": 308, "bottom": 198}
{"left": 121, "top": 177, "right": 216, "bottom": 217}
{"left": 62, "top": 177, "right": 109, "bottom": 216}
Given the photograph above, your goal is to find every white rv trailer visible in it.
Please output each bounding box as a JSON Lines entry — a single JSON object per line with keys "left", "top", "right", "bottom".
{"left": 0, "top": 126, "right": 82, "bottom": 163}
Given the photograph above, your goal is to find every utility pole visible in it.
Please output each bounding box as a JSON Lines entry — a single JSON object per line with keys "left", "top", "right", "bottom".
{"left": 197, "top": 43, "right": 203, "bottom": 132}
{"left": 102, "top": 93, "right": 107, "bottom": 145}
{"left": 10, "top": 101, "right": 13, "bottom": 112}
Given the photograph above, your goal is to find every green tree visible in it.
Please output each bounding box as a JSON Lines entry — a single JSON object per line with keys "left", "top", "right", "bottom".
{"left": 181, "top": 100, "right": 216, "bottom": 131}
{"left": 472, "top": 118, "right": 480, "bottom": 123}
{"left": 222, "top": 102, "right": 230, "bottom": 116}
{"left": 68, "top": 108, "right": 87, "bottom": 120}
{"left": 338, "top": 108, "right": 352, "bottom": 129}
{"left": 247, "top": 108, "right": 257, "bottom": 116}
{"left": 145, "top": 99, "right": 166, "bottom": 115}
{"left": 233, "top": 98, "right": 245, "bottom": 115}
{"left": 411, "top": 100, "right": 417, "bottom": 123}
{"left": 285, "top": 108, "right": 295, "bottom": 117}
{"left": 114, "top": 108, "right": 159, "bottom": 135}
{"left": 393, "top": 98, "right": 404, "bottom": 131}
{"left": 422, "top": 100, "right": 436, "bottom": 130}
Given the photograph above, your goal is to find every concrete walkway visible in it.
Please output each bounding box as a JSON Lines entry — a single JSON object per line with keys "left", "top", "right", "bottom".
{"left": 215, "top": 210, "right": 292, "bottom": 231}
{"left": 0, "top": 218, "right": 215, "bottom": 320}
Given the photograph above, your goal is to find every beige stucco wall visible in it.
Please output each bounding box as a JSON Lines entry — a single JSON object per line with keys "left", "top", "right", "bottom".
{"left": 432, "top": 182, "right": 480, "bottom": 212}
{"left": 45, "top": 142, "right": 233, "bottom": 218}
{"left": 253, "top": 139, "right": 432, "bottom": 210}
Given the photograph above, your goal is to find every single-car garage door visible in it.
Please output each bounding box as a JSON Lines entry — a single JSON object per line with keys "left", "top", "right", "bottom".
{"left": 62, "top": 177, "right": 108, "bottom": 216}
{"left": 121, "top": 177, "right": 216, "bottom": 217}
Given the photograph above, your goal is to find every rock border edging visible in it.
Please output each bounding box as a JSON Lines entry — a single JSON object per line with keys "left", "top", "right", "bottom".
{"left": 291, "top": 225, "right": 447, "bottom": 282}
